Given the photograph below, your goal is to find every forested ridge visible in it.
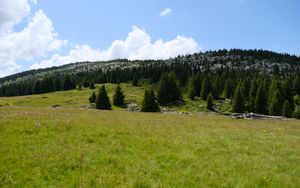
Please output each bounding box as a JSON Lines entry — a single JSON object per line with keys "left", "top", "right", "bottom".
{"left": 1, "top": 49, "right": 300, "bottom": 117}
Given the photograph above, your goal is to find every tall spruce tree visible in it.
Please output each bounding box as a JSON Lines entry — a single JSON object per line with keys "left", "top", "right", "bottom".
{"left": 95, "top": 85, "right": 111, "bottom": 110}
{"left": 255, "top": 81, "right": 268, "bottom": 114}
{"left": 141, "top": 89, "right": 160, "bottom": 112}
{"left": 157, "top": 72, "right": 182, "bottom": 105}
{"left": 282, "top": 79, "right": 294, "bottom": 111}
{"left": 187, "top": 78, "right": 196, "bottom": 100}
{"left": 232, "top": 85, "right": 245, "bottom": 113}
{"left": 194, "top": 73, "right": 202, "bottom": 96}
{"left": 206, "top": 92, "right": 214, "bottom": 111}
{"left": 132, "top": 73, "right": 139, "bottom": 86}
{"left": 249, "top": 79, "right": 258, "bottom": 112}
{"left": 223, "top": 79, "right": 235, "bottom": 99}
{"left": 201, "top": 75, "right": 212, "bottom": 101}
{"left": 269, "top": 89, "right": 282, "bottom": 116}
{"left": 294, "top": 75, "right": 300, "bottom": 95}
{"left": 282, "top": 100, "right": 292, "bottom": 118}
{"left": 113, "top": 84, "right": 125, "bottom": 106}
{"left": 89, "top": 80, "right": 96, "bottom": 89}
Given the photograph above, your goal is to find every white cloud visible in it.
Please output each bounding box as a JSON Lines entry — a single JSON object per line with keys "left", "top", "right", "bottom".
{"left": 0, "top": 0, "right": 31, "bottom": 33}
{"left": 0, "top": 0, "right": 67, "bottom": 77}
{"left": 30, "top": 26, "right": 199, "bottom": 69}
{"left": 160, "top": 8, "right": 172, "bottom": 17}
{"left": 30, "top": 0, "right": 38, "bottom": 5}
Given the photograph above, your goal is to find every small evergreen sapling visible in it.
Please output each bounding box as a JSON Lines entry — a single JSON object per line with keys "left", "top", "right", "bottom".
{"left": 95, "top": 85, "right": 111, "bottom": 110}
{"left": 141, "top": 89, "right": 160, "bottom": 112}
{"left": 207, "top": 92, "right": 214, "bottom": 111}
{"left": 89, "top": 91, "right": 96, "bottom": 103}
{"left": 113, "top": 84, "right": 125, "bottom": 106}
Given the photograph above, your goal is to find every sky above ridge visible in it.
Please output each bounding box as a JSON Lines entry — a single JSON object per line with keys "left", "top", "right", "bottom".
{"left": 0, "top": 0, "right": 299, "bottom": 77}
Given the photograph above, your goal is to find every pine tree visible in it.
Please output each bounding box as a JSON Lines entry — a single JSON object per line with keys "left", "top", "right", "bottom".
{"left": 33, "top": 80, "right": 42, "bottom": 94}
{"left": 95, "top": 85, "right": 111, "bottom": 110}
{"left": 55, "top": 78, "right": 62, "bottom": 91}
{"left": 113, "top": 84, "right": 125, "bottom": 106}
{"left": 282, "top": 100, "right": 292, "bottom": 118}
{"left": 187, "top": 78, "right": 196, "bottom": 100}
{"left": 232, "top": 85, "right": 245, "bottom": 113}
{"left": 249, "top": 79, "right": 258, "bottom": 112}
{"left": 157, "top": 72, "right": 182, "bottom": 105}
{"left": 194, "top": 74, "right": 202, "bottom": 97}
{"left": 89, "top": 80, "right": 96, "bottom": 89}
{"left": 223, "top": 79, "right": 235, "bottom": 99}
{"left": 207, "top": 92, "right": 214, "bottom": 111}
{"left": 294, "top": 75, "right": 300, "bottom": 95}
{"left": 268, "top": 79, "right": 282, "bottom": 110}
{"left": 255, "top": 82, "right": 268, "bottom": 114}
{"left": 141, "top": 89, "right": 160, "bottom": 112}
{"left": 132, "top": 73, "right": 139, "bottom": 86}
{"left": 89, "top": 91, "right": 96, "bottom": 103}
{"left": 78, "top": 83, "right": 83, "bottom": 90}
{"left": 269, "top": 89, "right": 282, "bottom": 116}
{"left": 282, "top": 79, "right": 295, "bottom": 111}
{"left": 201, "top": 75, "right": 212, "bottom": 101}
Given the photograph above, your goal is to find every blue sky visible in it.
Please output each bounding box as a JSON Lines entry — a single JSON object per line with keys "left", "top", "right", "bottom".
{"left": 33, "top": 0, "right": 300, "bottom": 53}
{"left": 0, "top": 0, "right": 299, "bottom": 77}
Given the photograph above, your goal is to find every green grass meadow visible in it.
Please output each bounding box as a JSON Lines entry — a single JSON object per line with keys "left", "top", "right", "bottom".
{"left": 0, "top": 84, "right": 300, "bottom": 187}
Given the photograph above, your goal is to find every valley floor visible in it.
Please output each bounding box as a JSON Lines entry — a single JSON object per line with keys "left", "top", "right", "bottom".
{"left": 0, "top": 107, "right": 299, "bottom": 187}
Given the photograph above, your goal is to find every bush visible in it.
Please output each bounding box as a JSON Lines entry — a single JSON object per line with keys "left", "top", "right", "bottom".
{"left": 293, "top": 107, "right": 300, "bottom": 119}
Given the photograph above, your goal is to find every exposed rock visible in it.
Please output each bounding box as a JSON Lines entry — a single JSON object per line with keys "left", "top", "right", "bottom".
{"left": 127, "top": 103, "right": 140, "bottom": 112}
{"left": 232, "top": 113, "right": 289, "bottom": 120}
{"left": 80, "top": 104, "right": 94, "bottom": 110}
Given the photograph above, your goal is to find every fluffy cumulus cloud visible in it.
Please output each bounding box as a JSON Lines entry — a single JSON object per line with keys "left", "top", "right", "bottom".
{"left": 0, "top": 0, "right": 30, "bottom": 33}
{"left": 0, "top": 0, "right": 199, "bottom": 76}
{"left": 30, "top": 26, "right": 199, "bottom": 69}
{"left": 0, "top": 0, "right": 66, "bottom": 77}
{"left": 160, "top": 8, "right": 172, "bottom": 17}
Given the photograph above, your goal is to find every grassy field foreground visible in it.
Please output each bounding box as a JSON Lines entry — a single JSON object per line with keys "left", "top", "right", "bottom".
{"left": 0, "top": 107, "right": 299, "bottom": 187}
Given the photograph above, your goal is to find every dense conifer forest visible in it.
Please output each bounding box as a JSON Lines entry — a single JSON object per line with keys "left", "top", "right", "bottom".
{"left": 1, "top": 49, "right": 300, "bottom": 117}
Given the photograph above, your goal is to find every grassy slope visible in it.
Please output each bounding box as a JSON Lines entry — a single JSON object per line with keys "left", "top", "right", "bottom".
{"left": 0, "top": 107, "right": 300, "bottom": 187}
{"left": 0, "top": 83, "right": 210, "bottom": 112}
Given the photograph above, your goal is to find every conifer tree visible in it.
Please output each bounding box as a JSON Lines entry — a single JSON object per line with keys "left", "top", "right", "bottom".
{"left": 187, "top": 78, "right": 196, "bottom": 100}
{"left": 89, "top": 91, "right": 96, "bottom": 103}
{"left": 282, "top": 100, "right": 292, "bottom": 118}
{"left": 78, "top": 83, "right": 83, "bottom": 90}
{"left": 268, "top": 79, "right": 282, "bottom": 110}
{"left": 55, "top": 78, "right": 62, "bottom": 91}
{"left": 113, "top": 84, "right": 125, "bottom": 106}
{"left": 201, "top": 75, "right": 212, "bottom": 101}
{"left": 89, "top": 80, "right": 96, "bottom": 89}
{"left": 132, "top": 73, "right": 139, "bottom": 86}
{"left": 194, "top": 73, "right": 202, "bottom": 96}
{"left": 207, "top": 92, "right": 214, "bottom": 111}
{"left": 282, "top": 79, "right": 294, "bottom": 111}
{"left": 269, "top": 89, "right": 282, "bottom": 116}
{"left": 223, "top": 79, "right": 235, "bottom": 99}
{"left": 294, "top": 75, "right": 300, "bottom": 95}
{"left": 141, "top": 89, "right": 160, "bottom": 112}
{"left": 95, "top": 85, "right": 111, "bottom": 110}
{"left": 157, "top": 72, "right": 182, "bottom": 105}
{"left": 249, "top": 79, "right": 258, "bottom": 112}
{"left": 255, "top": 81, "right": 268, "bottom": 114}
{"left": 232, "top": 85, "right": 245, "bottom": 113}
